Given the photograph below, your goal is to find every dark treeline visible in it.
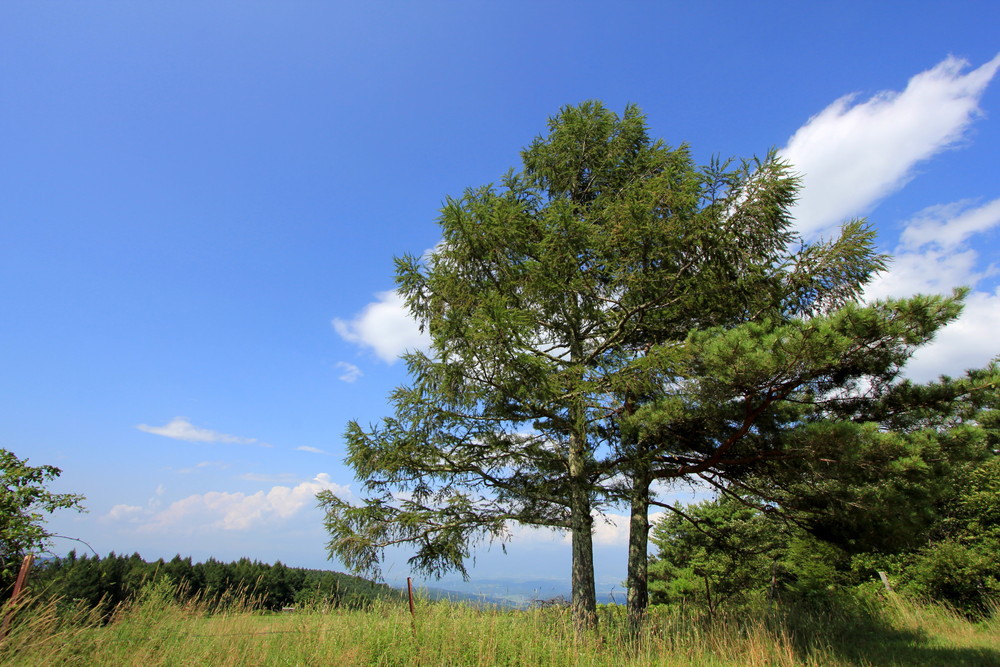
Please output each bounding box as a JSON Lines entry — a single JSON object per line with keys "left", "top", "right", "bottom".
{"left": 30, "top": 551, "right": 403, "bottom": 615}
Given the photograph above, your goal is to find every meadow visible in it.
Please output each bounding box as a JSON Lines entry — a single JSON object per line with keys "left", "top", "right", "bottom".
{"left": 2, "top": 580, "right": 997, "bottom": 666}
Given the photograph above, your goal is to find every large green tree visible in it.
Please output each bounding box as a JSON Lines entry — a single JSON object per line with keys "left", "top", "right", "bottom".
{"left": 616, "top": 287, "right": 964, "bottom": 626}
{"left": 323, "top": 102, "right": 709, "bottom": 632}
{"left": 319, "top": 101, "right": 963, "bottom": 633}
{"left": 1, "top": 448, "right": 84, "bottom": 594}
{"left": 646, "top": 362, "right": 998, "bottom": 615}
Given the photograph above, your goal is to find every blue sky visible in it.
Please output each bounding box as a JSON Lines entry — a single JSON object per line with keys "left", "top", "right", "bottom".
{"left": 2, "top": 3, "right": 999, "bottom": 593}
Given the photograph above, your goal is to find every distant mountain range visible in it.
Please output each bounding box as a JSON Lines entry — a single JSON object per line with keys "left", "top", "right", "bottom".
{"left": 398, "top": 577, "right": 624, "bottom": 608}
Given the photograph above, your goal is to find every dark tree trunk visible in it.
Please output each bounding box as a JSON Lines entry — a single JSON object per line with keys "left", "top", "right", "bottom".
{"left": 568, "top": 430, "right": 597, "bottom": 634}
{"left": 626, "top": 465, "right": 651, "bottom": 634}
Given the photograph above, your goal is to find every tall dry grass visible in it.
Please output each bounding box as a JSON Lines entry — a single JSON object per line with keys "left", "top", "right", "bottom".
{"left": 1, "top": 581, "right": 997, "bottom": 666}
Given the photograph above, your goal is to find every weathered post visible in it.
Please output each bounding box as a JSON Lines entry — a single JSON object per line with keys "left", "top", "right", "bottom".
{"left": 407, "top": 577, "right": 416, "bottom": 637}
{"left": 1, "top": 554, "right": 35, "bottom": 639}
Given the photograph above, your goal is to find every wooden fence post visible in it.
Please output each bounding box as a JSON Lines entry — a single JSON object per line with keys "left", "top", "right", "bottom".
{"left": 1, "top": 554, "right": 35, "bottom": 639}
{"left": 407, "top": 577, "right": 416, "bottom": 637}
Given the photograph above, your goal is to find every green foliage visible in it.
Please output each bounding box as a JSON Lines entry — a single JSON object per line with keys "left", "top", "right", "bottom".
{"left": 649, "top": 365, "right": 1000, "bottom": 616}
{"left": 324, "top": 100, "right": 730, "bottom": 630}
{"left": 1, "top": 592, "right": 997, "bottom": 666}
{"left": 0, "top": 448, "right": 84, "bottom": 593}
{"left": 30, "top": 551, "right": 402, "bottom": 616}
{"left": 648, "top": 497, "right": 857, "bottom": 610}
{"left": 903, "top": 540, "right": 998, "bottom": 614}
{"left": 757, "top": 363, "right": 999, "bottom": 554}
{"left": 320, "top": 100, "right": 967, "bottom": 633}
{"left": 898, "top": 455, "right": 1000, "bottom": 615}
{"left": 649, "top": 498, "right": 784, "bottom": 608}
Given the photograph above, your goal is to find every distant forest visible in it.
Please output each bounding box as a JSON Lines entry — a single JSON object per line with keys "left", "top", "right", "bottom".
{"left": 29, "top": 551, "right": 403, "bottom": 615}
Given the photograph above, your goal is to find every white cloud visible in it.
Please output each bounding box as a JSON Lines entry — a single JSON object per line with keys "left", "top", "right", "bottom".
{"left": 592, "top": 514, "right": 630, "bottom": 546}
{"left": 138, "top": 474, "right": 351, "bottom": 532}
{"left": 137, "top": 417, "right": 257, "bottom": 445}
{"left": 296, "top": 445, "right": 328, "bottom": 454}
{"left": 903, "top": 288, "right": 1000, "bottom": 382}
{"left": 861, "top": 197, "right": 1000, "bottom": 381}
{"left": 505, "top": 512, "right": 633, "bottom": 547}
{"left": 781, "top": 55, "right": 1000, "bottom": 384}
{"left": 334, "top": 361, "right": 363, "bottom": 383}
{"left": 900, "top": 198, "right": 1000, "bottom": 252}
{"left": 782, "top": 53, "right": 1000, "bottom": 238}
{"left": 864, "top": 247, "right": 985, "bottom": 300}
{"left": 101, "top": 504, "right": 144, "bottom": 523}
{"left": 864, "top": 198, "right": 1000, "bottom": 302}
{"left": 332, "top": 290, "right": 430, "bottom": 364}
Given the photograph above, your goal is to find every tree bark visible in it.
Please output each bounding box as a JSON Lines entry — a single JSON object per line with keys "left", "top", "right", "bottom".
{"left": 570, "top": 488, "right": 597, "bottom": 634}
{"left": 626, "top": 462, "right": 651, "bottom": 634}
{"left": 621, "top": 395, "right": 650, "bottom": 634}
{"left": 568, "top": 408, "right": 597, "bottom": 634}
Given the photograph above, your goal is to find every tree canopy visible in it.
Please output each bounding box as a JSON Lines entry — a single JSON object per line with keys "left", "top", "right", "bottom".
{"left": 648, "top": 361, "right": 999, "bottom": 617}
{"left": 320, "top": 101, "right": 964, "bottom": 633}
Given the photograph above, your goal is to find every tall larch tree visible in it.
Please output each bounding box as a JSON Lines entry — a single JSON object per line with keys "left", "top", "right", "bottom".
{"left": 319, "top": 101, "right": 964, "bottom": 634}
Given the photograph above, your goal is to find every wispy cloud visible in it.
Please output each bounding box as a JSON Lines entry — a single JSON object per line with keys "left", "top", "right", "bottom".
{"left": 780, "top": 55, "right": 1000, "bottom": 382}
{"left": 102, "top": 474, "right": 352, "bottom": 532}
{"left": 333, "top": 290, "right": 430, "bottom": 364}
{"left": 900, "top": 197, "right": 1000, "bottom": 252}
{"left": 782, "top": 53, "right": 1000, "bottom": 238}
{"left": 137, "top": 417, "right": 258, "bottom": 445}
{"left": 295, "top": 445, "right": 328, "bottom": 455}
{"left": 102, "top": 504, "right": 144, "bottom": 524}
{"left": 334, "top": 361, "right": 363, "bottom": 383}
{"left": 174, "top": 460, "right": 230, "bottom": 474}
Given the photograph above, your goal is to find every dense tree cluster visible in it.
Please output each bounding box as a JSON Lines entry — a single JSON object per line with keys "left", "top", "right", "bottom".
{"left": 649, "top": 363, "right": 999, "bottom": 617}
{"left": 30, "top": 551, "right": 402, "bottom": 616}
{"left": 319, "top": 100, "right": 968, "bottom": 633}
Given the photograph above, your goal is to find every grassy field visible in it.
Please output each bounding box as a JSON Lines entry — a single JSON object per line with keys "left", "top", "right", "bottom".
{"left": 2, "top": 583, "right": 998, "bottom": 666}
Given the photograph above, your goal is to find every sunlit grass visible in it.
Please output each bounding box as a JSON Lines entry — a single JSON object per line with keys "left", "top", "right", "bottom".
{"left": 2, "top": 583, "right": 997, "bottom": 666}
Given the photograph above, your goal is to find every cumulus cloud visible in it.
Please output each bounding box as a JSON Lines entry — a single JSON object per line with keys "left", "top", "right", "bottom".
{"left": 865, "top": 199, "right": 1000, "bottom": 300}
{"left": 135, "top": 474, "right": 351, "bottom": 532}
{"left": 862, "top": 197, "right": 1000, "bottom": 380}
{"left": 782, "top": 53, "right": 1000, "bottom": 238}
{"left": 903, "top": 288, "right": 1000, "bottom": 382}
{"left": 137, "top": 417, "right": 257, "bottom": 445}
{"left": 592, "top": 514, "right": 631, "bottom": 546}
{"left": 101, "top": 504, "right": 144, "bottom": 524}
{"left": 865, "top": 247, "right": 986, "bottom": 299}
{"left": 332, "top": 290, "right": 430, "bottom": 364}
{"left": 334, "top": 361, "right": 363, "bottom": 383}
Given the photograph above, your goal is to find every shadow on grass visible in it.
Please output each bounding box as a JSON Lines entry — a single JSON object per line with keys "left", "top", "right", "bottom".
{"left": 764, "top": 595, "right": 999, "bottom": 667}
{"left": 607, "top": 593, "right": 999, "bottom": 666}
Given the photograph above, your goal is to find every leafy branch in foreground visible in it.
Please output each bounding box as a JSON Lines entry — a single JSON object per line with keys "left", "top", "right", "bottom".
{"left": 1, "top": 448, "right": 85, "bottom": 593}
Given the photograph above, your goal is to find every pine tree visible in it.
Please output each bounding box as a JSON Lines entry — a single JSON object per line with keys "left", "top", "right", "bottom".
{"left": 319, "top": 101, "right": 964, "bottom": 633}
